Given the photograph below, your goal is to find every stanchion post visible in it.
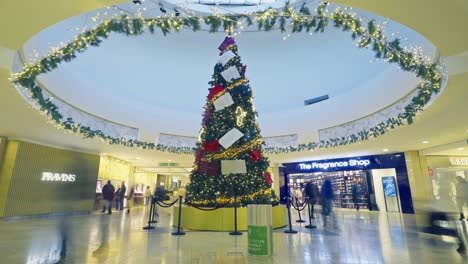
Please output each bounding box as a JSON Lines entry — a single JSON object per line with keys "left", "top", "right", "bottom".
{"left": 284, "top": 197, "right": 298, "bottom": 234}
{"left": 150, "top": 196, "right": 158, "bottom": 223}
{"left": 172, "top": 196, "right": 186, "bottom": 236}
{"left": 229, "top": 198, "right": 242, "bottom": 236}
{"left": 295, "top": 197, "right": 306, "bottom": 223}
{"left": 143, "top": 196, "right": 155, "bottom": 230}
{"left": 305, "top": 200, "right": 317, "bottom": 229}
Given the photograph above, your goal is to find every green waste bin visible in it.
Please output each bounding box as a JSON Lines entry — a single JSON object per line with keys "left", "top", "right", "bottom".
{"left": 248, "top": 204, "right": 273, "bottom": 256}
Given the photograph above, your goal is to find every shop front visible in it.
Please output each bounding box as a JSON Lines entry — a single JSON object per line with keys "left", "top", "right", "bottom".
{"left": 426, "top": 156, "right": 468, "bottom": 199}
{"left": 0, "top": 140, "right": 100, "bottom": 218}
{"left": 282, "top": 153, "right": 415, "bottom": 214}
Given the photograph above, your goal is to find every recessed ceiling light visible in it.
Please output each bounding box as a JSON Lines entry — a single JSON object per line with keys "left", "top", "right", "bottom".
{"left": 422, "top": 141, "right": 429, "bottom": 144}
{"left": 168, "top": 159, "right": 172, "bottom": 162}
{"left": 457, "top": 147, "right": 464, "bottom": 151}
{"left": 383, "top": 148, "right": 389, "bottom": 152}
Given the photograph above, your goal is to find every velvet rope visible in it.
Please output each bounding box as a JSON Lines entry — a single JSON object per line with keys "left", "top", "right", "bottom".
{"left": 185, "top": 200, "right": 231, "bottom": 211}
{"left": 155, "top": 198, "right": 179, "bottom": 208}
{"left": 290, "top": 197, "right": 308, "bottom": 211}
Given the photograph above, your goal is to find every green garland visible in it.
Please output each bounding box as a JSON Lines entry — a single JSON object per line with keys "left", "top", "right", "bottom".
{"left": 11, "top": 2, "right": 443, "bottom": 154}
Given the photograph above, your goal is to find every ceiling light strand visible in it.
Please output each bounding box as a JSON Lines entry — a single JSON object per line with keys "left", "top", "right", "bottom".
{"left": 11, "top": 2, "right": 444, "bottom": 154}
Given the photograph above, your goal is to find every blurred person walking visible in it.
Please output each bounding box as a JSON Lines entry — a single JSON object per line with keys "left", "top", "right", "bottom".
{"left": 126, "top": 186, "right": 134, "bottom": 214}
{"left": 118, "top": 182, "right": 126, "bottom": 211}
{"left": 456, "top": 176, "right": 467, "bottom": 221}
{"left": 424, "top": 176, "right": 466, "bottom": 254}
{"left": 145, "top": 186, "right": 151, "bottom": 206}
{"left": 351, "top": 183, "right": 360, "bottom": 211}
{"left": 304, "top": 182, "right": 319, "bottom": 219}
{"left": 101, "top": 180, "right": 115, "bottom": 215}
{"left": 321, "top": 179, "right": 338, "bottom": 230}
{"left": 114, "top": 187, "right": 121, "bottom": 210}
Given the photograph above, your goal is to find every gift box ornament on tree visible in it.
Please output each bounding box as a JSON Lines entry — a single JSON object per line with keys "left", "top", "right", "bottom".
{"left": 185, "top": 37, "right": 277, "bottom": 206}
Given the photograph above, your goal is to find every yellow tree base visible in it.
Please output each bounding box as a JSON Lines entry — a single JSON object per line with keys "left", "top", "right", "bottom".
{"left": 172, "top": 205, "right": 287, "bottom": 231}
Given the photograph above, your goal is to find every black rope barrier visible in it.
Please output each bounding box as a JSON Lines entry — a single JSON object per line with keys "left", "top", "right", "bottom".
{"left": 290, "top": 197, "right": 308, "bottom": 212}
{"left": 155, "top": 198, "right": 179, "bottom": 208}
{"left": 293, "top": 196, "right": 308, "bottom": 208}
{"left": 185, "top": 201, "right": 231, "bottom": 211}
{"left": 284, "top": 196, "right": 298, "bottom": 234}
{"left": 294, "top": 197, "right": 306, "bottom": 223}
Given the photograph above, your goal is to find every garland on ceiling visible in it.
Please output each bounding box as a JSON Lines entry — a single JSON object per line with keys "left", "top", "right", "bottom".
{"left": 11, "top": 1, "right": 443, "bottom": 154}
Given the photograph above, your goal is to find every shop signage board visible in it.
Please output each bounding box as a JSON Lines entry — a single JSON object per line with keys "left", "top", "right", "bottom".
{"left": 41, "top": 172, "right": 76, "bottom": 182}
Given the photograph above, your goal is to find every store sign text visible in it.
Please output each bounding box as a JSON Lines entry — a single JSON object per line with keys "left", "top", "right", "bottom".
{"left": 298, "top": 159, "right": 371, "bottom": 170}
{"left": 41, "top": 172, "right": 76, "bottom": 182}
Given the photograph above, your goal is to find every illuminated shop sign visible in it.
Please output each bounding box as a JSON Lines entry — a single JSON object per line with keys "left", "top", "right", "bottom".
{"left": 298, "top": 159, "right": 371, "bottom": 170}
{"left": 41, "top": 172, "right": 76, "bottom": 182}
{"left": 449, "top": 157, "right": 468, "bottom": 166}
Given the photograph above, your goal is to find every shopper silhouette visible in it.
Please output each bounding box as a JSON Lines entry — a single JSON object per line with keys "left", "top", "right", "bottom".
{"left": 455, "top": 176, "right": 467, "bottom": 220}
{"left": 101, "top": 180, "right": 115, "bottom": 214}
{"left": 304, "top": 182, "right": 319, "bottom": 219}
{"left": 118, "top": 182, "right": 126, "bottom": 211}
{"left": 321, "top": 179, "right": 338, "bottom": 230}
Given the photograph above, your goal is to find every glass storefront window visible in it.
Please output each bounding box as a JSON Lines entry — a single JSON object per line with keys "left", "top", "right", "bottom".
{"left": 289, "top": 170, "right": 368, "bottom": 210}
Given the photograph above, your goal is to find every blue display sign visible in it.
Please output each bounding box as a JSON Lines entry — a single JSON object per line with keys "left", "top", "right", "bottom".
{"left": 382, "top": 176, "right": 397, "bottom": 197}
{"left": 283, "top": 155, "right": 386, "bottom": 173}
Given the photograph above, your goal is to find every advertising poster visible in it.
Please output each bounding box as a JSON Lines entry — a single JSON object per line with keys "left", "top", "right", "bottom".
{"left": 382, "top": 176, "right": 397, "bottom": 197}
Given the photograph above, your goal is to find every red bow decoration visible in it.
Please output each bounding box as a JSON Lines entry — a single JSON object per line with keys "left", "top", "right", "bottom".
{"left": 203, "top": 140, "right": 219, "bottom": 152}
{"left": 208, "top": 84, "right": 225, "bottom": 101}
{"left": 250, "top": 149, "right": 262, "bottom": 162}
{"left": 263, "top": 172, "right": 273, "bottom": 185}
{"left": 198, "top": 160, "right": 220, "bottom": 176}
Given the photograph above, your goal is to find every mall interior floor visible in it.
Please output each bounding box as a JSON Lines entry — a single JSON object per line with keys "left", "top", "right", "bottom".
{"left": 0, "top": 207, "right": 466, "bottom": 264}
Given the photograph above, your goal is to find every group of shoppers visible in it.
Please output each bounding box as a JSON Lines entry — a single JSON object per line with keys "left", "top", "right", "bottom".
{"left": 101, "top": 181, "right": 134, "bottom": 214}
{"left": 101, "top": 181, "right": 159, "bottom": 214}
{"left": 302, "top": 179, "right": 338, "bottom": 229}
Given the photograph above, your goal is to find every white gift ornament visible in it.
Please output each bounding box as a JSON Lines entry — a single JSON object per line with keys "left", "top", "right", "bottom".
{"left": 218, "top": 50, "right": 236, "bottom": 66}
{"left": 221, "top": 66, "right": 241, "bottom": 82}
{"left": 221, "top": 160, "right": 247, "bottom": 174}
{"left": 219, "top": 128, "right": 244, "bottom": 149}
{"left": 213, "top": 92, "right": 234, "bottom": 111}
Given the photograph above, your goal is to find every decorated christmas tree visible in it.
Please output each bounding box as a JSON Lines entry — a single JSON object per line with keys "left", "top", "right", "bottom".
{"left": 185, "top": 37, "right": 277, "bottom": 207}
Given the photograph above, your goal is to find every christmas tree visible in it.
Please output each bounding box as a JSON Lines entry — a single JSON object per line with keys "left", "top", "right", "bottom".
{"left": 185, "top": 37, "right": 277, "bottom": 207}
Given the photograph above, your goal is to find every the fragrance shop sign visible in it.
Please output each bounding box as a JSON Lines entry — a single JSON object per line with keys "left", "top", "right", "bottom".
{"left": 287, "top": 157, "right": 375, "bottom": 173}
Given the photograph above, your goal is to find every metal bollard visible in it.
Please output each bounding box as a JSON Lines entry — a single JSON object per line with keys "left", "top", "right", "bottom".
{"left": 305, "top": 201, "right": 317, "bottom": 229}
{"left": 143, "top": 196, "right": 155, "bottom": 230}
{"left": 229, "top": 199, "right": 242, "bottom": 236}
{"left": 284, "top": 198, "right": 298, "bottom": 234}
{"left": 296, "top": 197, "right": 306, "bottom": 223}
{"left": 150, "top": 196, "right": 158, "bottom": 224}
{"left": 172, "top": 196, "right": 186, "bottom": 236}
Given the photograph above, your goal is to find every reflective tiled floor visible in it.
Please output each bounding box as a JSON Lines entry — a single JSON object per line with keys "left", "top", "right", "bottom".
{"left": 0, "top": 206, "right": 466, "bottom": 263}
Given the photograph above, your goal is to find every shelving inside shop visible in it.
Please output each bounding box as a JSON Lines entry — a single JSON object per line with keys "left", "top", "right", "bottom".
{"left": 289, "top": 170, "right": 369, "bottom": 210}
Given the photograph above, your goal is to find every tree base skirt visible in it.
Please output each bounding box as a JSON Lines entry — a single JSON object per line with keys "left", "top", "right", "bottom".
{"left": 172, "top": 205, "right": 287, "bottom": 231}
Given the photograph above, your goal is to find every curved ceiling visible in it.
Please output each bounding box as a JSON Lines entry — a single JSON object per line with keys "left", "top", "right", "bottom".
{"left": 18, "top": 1, "right": 435, "bottom": 139}
{"left": 0, "top": 0, "right": 467, "bottom": 167}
